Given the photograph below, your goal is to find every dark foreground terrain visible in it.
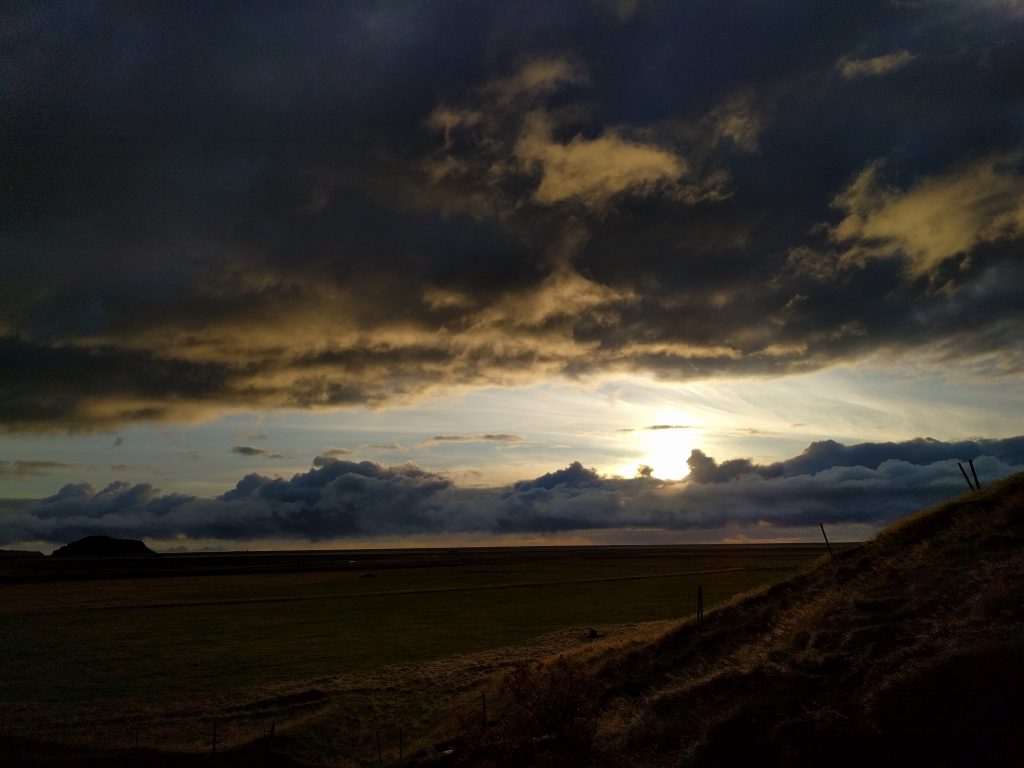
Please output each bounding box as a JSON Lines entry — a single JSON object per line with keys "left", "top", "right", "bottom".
{"left": 435, "top": 472, "right": 1024, "bottom": 767}
{"left": 0, "top": 544, "right": 818, "bottom": 766}
{"left": 3, "top": 472, "right": 1020, "bottom": 766}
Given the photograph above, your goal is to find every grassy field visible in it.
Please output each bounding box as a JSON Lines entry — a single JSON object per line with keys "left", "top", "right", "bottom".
{"left": 0, "top": 545, "right": 825, "bottom": 756}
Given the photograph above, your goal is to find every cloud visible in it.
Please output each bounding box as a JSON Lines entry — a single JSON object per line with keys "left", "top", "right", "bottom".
{"left": 3, "top": 436, "right": 1022, "bottom": 546}
{"left": 486, "top": 58, "right": 588, "bottom": 103}
{"left": 231, "top": 446, "right": 284, "bottom": 459}
{"left": 687, "top": 435, "right": 1024, "bottom": 483}
{"left": 687, "top": 449, "right": 762, "bottom": 484}
{"left": 512, "top": 461, "right": 604, "bottom": 492}
{"left": 1, "top": 3, "right": 1022, "bottom": 430}
{"left": 704, "top": 92, "right": 763, "bottom": 152}
{"left": 514, "top": 112, "right": 691, "bottom": 208}
{"left": 617, "top": 424, "right": 696, "bottom": 434}
{"left": 320, "top": 447, "right": 352, "bottom": 457}
{"left": 311, "top": 447, "right": 354, "bottom": 465}
{"left": 837, "top": 50, "right": 917, "bottom": 79}
{"left": 418, "top": 434, "right": 524, "bottom": 447}
{"left": 234, "top": 430, "right": 268, "bottom": 441}
{"left": 597, "top": 0, "right": 642, "bottom": 20}
{"left": 830, "top": 154, "right": 1024, "bottom": 276}
{"left": 423, "top": 58, "right": 729, "bottom": 214}
{"left": 0, "top": 460, "right": 76, "bottom": 478}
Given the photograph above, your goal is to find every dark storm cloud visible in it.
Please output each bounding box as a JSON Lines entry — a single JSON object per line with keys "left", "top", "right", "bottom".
{"left": 3, "top": 436, "right": 1022, "bottom": 545}
{"left": 687, "top": 435, "right": 1024, "bottom": 484}
{"left": 686, "top": 450, "right": 763, "bottom": 485}
{"left": 2, "top": 1, "right": 1023, "bottom": 429}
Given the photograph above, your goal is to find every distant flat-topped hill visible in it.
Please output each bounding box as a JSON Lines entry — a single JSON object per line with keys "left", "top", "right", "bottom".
{"left": 51, "top": 536, "right": 155, "bottom": 558}
{"left": 0, "top": 549, "right": 44, "bottom": 558}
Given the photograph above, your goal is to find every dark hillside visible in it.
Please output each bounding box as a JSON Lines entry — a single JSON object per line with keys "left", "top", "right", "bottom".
{"left": 440, "top": 472, "right": 1024, "bottom": 768}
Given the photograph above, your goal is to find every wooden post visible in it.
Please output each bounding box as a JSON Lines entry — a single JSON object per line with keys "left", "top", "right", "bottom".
{"left": 134, "top": 722, "right": 140, "bottom": 749}
{"left": 697, "top": 585, "right": 704, "bottom": 623}
{"left": 969, "top": 459, "right": 982, "bottom": 490}
{"left": 376, "top": 729, "right": 383, "bottom": 766}
{"left": 958, "top": 462, "right": 976, "bottom": 491}
{"left": 269, "top": 719, "right": 276, "bottom": 751}
{"left": 398, "top": 727, "right": 404, "bottom": 760}
{"left": 481, "top": 690, "right": 488, "bottom": 729}
{"left": 819, "top": 523, "right": 833, "bottom": 557}
{"left": 211, "top": 718, "right": 218, "bottom": 754}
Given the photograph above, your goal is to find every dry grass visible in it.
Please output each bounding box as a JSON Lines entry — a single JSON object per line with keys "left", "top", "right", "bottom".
{"left": 425, "top": 473, "right": 1024, "bottom": 768}
{"left": 0, "top": 547, "right": 815, "bottom": 766}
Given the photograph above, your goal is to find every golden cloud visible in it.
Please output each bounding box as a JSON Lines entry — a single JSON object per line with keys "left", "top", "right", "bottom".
{"left": 515, "top": 112, "right": 689, "bottom": 208}
{"left": 421, "top": 58, "right": 730, "bottom": 214}
{"left": 830, "top": 154, "right": 1024, "bottom": 276}
{"left": 836, "top": 50, "right": 916, "bottom": 79}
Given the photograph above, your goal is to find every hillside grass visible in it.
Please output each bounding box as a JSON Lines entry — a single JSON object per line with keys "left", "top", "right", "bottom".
{"left": 430, "top": 472, "right": 1024, "bottom": 768}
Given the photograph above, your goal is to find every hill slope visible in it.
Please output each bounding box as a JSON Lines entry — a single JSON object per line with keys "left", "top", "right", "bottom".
{"left": 440, "top": 472, "right": 1024, "bottom": 767}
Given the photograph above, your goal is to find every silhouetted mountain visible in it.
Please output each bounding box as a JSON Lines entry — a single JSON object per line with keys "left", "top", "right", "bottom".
{"left": 51, "top": 536, "right": 155, "bottom": 558}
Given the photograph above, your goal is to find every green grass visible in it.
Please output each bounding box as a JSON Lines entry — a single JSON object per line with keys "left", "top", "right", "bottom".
{"left": 0, "top": 546, "right": 822, "bottom": 708}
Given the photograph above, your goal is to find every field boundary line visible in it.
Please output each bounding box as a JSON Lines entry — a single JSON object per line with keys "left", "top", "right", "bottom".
{"left": 74, "top": 566, "right": 765, "bottom": 612}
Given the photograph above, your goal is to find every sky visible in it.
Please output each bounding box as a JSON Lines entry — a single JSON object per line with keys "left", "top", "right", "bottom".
{"left": 2, "top": 1, "right": 1023, "bottom": 551}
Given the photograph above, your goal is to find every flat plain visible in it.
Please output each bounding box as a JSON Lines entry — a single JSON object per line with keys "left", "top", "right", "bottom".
{"left": 0, "top": 545, "right": 826, "bottom": 757}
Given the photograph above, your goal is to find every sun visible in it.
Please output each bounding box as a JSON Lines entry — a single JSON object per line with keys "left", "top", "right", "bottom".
{"left": 635, "top": 425, "right": 697, "bottom": 480}
{"left": 610, "top": 411, "right": 700, "bottom": 480}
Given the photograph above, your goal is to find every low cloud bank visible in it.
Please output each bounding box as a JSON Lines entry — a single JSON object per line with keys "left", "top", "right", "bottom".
{"left": 2, "top": 437, "right": 1022, "bottom": 547}
{"left": 687, "top": 436, "right": 1024, "bottom": 483}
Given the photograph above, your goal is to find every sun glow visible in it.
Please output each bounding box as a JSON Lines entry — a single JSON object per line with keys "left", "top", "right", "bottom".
{"left": 637, "top": 427, "right": 697, "bottom": 480}
{"left": 613, "top": 411, "right": 701, "bottom": 480}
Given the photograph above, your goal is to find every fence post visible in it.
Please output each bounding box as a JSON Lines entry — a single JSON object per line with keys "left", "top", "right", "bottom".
{"left": 376, "top": 729, "right": 383, "bottom": 766}
{"left": 211, "top": 718, "right": 218, "bottom": 754}
{"left": 958, "top": 462, "right": 976, "bottom": 491}
{"left": 481, "top": 690, "right": 488, "bottom": 729}
{"left": 819, "top": 523, "right": 833, "bottom": 557}
{"left": 697, "top": 585, "right": 704, "bottom": 624}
